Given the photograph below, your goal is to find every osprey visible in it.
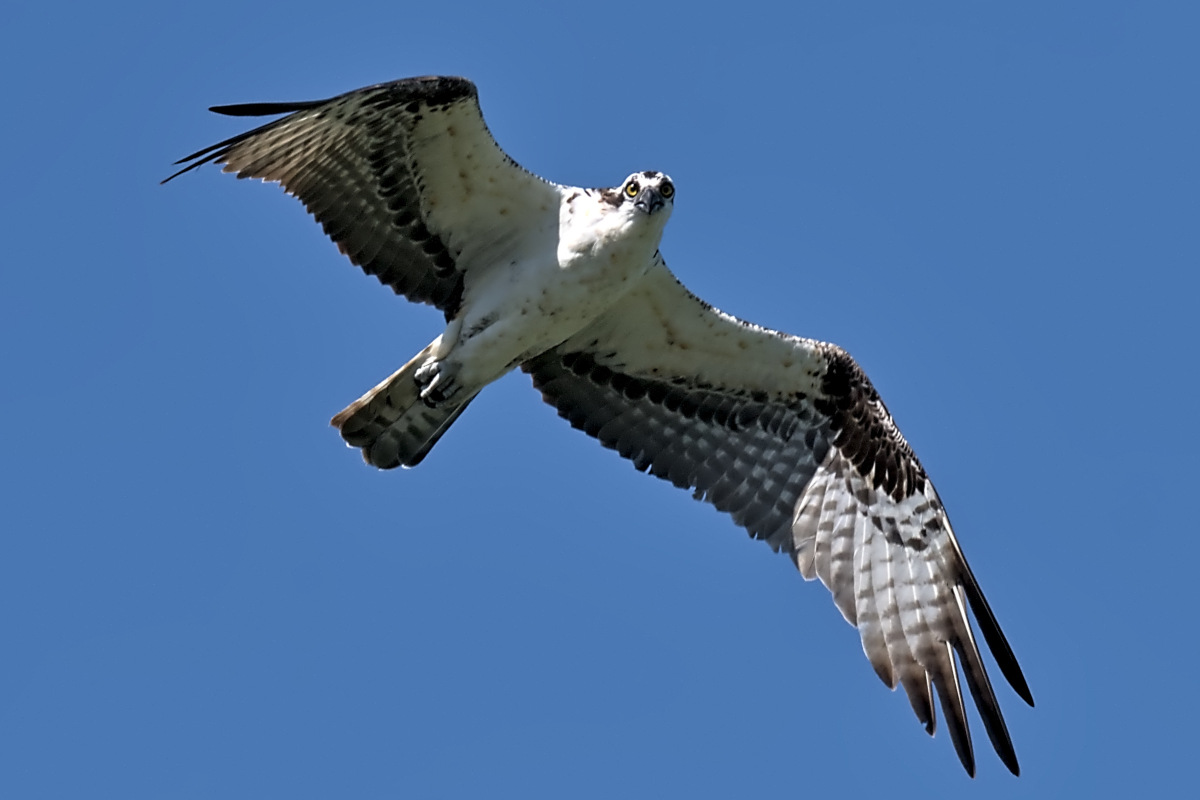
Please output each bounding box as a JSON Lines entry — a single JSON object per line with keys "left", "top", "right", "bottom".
{"left": 166, "top": 76, "right": 1033, "bottom": 776}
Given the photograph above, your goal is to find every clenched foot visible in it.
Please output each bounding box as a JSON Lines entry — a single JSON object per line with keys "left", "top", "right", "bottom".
{"left": 414, "top": 358, "right": 463, "bottom": 406}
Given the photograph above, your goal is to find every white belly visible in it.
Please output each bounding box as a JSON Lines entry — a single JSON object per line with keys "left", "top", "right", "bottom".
{"left": 448, "top": 216, "right": 663, "bottom": 387}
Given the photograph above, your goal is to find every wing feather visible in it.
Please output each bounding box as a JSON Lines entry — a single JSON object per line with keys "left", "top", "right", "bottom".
{"left": 523, "top": 261, "right": 1031, "bottom": 775}
{"left": 165, "top": 76, "right": 561, "bottom": 318}
{"left": 852, "top": 506, "right": 895, "bottom": 688}
{"left": 826, "top": 494, "right": 858, "bottom": 625}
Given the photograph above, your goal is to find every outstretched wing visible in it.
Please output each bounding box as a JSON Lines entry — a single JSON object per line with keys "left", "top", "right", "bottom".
{"left": 164, "top": 76, "right": 563, "bottom": 318}
{"left": 522, "top": 261, "right": 1034, "bottom": 776}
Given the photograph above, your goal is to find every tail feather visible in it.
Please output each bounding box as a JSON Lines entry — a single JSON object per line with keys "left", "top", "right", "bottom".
{"left": 331, "top": 342, "right": 477, "bottom": 469}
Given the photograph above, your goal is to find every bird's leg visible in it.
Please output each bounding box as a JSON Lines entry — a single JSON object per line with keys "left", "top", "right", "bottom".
{"left": 413, "top": 311, "right": 521, "bottom": 407}
{"left": 413, "top": 322, "right": 465, "bottom": 407}
{"left": 414, "top": 357, "right": 463, "bottom": 407}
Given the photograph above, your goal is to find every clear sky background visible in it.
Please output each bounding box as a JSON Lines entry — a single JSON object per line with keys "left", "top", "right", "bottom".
{"left": 3, "top": 2, "right": 1197, "bottom": 797}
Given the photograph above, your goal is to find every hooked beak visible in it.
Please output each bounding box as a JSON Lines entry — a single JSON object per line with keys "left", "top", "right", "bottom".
{"left": 633, "top": 186, "right": 665, "bottom": 214}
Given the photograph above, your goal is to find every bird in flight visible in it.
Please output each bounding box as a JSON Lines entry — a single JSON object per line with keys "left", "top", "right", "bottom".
{"left": 166, "top": 76, "right": 1033, "bottom": 776}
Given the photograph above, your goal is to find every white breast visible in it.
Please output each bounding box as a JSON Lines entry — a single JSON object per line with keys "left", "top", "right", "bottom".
{"left": 449, "top": 188, "right": 669, "bottom": 386}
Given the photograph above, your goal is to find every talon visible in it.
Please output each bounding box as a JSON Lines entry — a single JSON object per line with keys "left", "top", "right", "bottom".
{"left": 415, "top": 358, "right": 462, "bottom": 407}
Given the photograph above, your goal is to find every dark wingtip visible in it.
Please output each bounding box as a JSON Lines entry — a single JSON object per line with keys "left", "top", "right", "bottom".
{"left": 161, "top": 146, "right": 220, "bottom": 184}
{"left": 959, "top": 561, "right": 1035, "bottom": 707}
{"left": 209, "top": 99, "right": 326, "bottom": 117}
{"left": 162, "top": 102, "right": 307, "bottom": 184}
{"left": 160, "top": 161, "right": 199, "bottom": 184}
{"left": 944, "top": 531, "right": 1034, "bottom": 710}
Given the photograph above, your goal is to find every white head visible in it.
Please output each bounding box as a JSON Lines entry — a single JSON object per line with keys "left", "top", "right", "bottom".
{"left": 601, "top": 171, "right": 675, "bottom": 222}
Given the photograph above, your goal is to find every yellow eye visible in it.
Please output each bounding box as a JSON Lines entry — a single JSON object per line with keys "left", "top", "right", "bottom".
{"left": 660, "top": 181, "right": 674, "bottom": 198}
{"left": 624, "top": 180, "right": 640, "bottom": 197}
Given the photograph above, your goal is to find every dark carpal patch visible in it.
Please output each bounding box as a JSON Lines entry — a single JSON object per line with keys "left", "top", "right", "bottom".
{"left": 814, "top": 345, "right": 925, "bottom": 502}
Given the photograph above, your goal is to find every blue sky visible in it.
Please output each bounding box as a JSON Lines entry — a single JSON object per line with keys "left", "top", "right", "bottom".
{"left": 3, "top": 1, "right": 1198, "bottom": 797}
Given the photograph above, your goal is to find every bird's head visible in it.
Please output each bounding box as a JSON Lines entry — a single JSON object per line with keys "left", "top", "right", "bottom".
{"left": 605, "top": 171, "right": 675, "bottom": 219}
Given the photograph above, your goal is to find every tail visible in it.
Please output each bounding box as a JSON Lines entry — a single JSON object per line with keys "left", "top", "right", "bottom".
{"left": 330, "top": 341, "right": 478, "bottom": 469}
